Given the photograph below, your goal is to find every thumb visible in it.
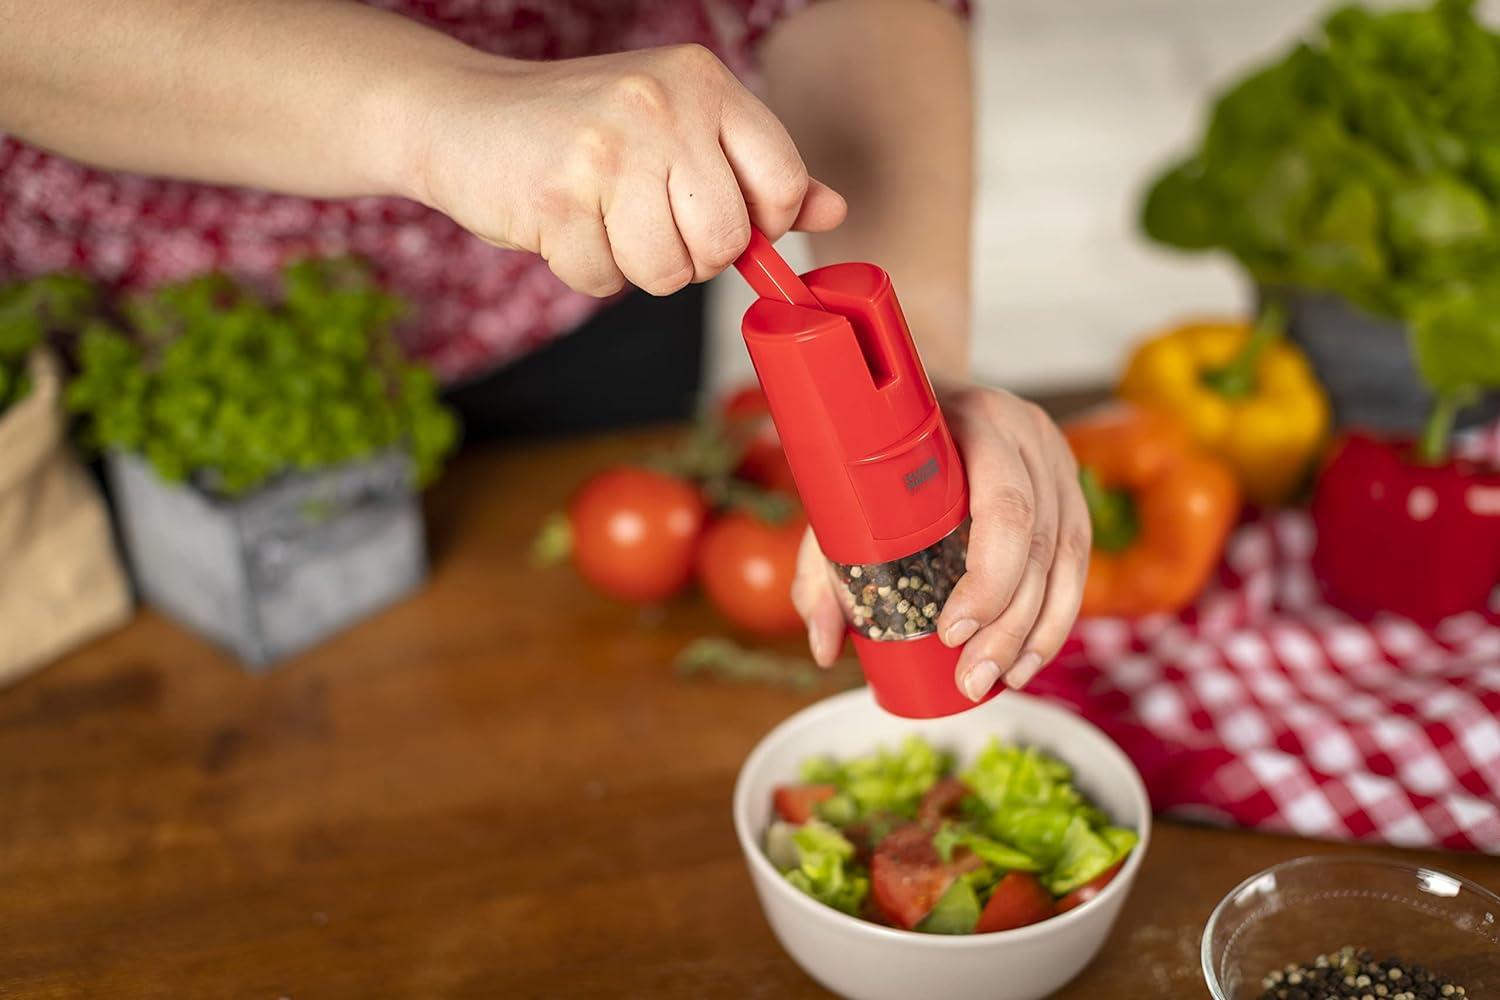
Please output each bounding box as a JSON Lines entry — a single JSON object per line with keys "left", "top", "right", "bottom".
{"left": 790, "top": 178, "right": 847, "bottom": 233}
{"left": 791, "top": 527, "right": 846, "bottom": 667}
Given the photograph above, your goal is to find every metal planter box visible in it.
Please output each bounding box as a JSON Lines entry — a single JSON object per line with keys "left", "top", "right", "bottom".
{"left": 1283, "top": 290, "right": 1500, "bottom": 434}
{"left": 106, "top": 450, "right": 426, "bottom": 669}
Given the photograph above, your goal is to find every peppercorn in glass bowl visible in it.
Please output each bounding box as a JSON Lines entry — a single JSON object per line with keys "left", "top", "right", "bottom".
{"left": 1202, "top": 856, "right": 1500, "bottom": 1000}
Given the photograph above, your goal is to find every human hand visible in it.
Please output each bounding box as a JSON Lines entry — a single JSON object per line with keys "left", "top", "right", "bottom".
{"left": 402, "top": 44, "right": 846, "bottom": 296}
{"left": 791, "top": 386, "right": 1091, "bottom": 700}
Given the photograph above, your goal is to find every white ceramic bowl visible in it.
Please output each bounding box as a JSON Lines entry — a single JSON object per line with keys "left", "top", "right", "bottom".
{"left": 733, "top": 688, "right": 1151, "bottom": 1000}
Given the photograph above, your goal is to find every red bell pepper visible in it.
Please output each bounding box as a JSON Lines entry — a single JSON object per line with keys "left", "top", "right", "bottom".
{"left": 1311, "top": 432, "right": 1500, "bottom": 625}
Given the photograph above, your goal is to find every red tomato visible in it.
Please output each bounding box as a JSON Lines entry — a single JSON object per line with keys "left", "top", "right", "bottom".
{"left": 870, "top": 823, "right": 984, "bottom": 930}
{"left": 568, "top": 467, "right": 708, "bottom": 603}
{"left": 720, "top": 385, "right": 770, "bottom": 422}
{"left": 1055, "top": 861, "right": 1124, "bottom": 914}
{"left": 696, "top": 511, "right": 805, "bottom": 636}
{"left": 720, "top": 385, "right": 797, "bottom": 495}
{"left": 976, "top": 871, "right": 1055, "bottom": 934}
{"left": 917, "top": 777, "right": 972, "bottom": 827}
{"left": 772, "top": 784, "right": 838, "bottom": 824}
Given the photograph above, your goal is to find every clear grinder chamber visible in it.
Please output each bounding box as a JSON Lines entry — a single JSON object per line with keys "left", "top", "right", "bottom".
{"left": 734, "top": 231, "right": 995, "bottom": 719}
{"left": 832, "top": 519, "right": 970, "bottom": 642}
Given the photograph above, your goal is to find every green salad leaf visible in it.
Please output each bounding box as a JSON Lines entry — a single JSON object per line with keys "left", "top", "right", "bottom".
{"left": 933, "top": 821, "right": 1041, "bottom": 872}
{"left": 772, "top": 737, "right": 1137, "bottom": 929}
{"left": 800, "top": 735, "right": 953, "bottom": 820}
{"left": 916, "top": 875, "right": 982, "bottom": 935}
{"left": 1043, "top": 817, "right": 1139, "bottom": 896}
{"left": 962, "top": 741, "right": 1086, "bottom": 816}
{"left": 781, "top": 820, "right": 869, "bottom": 916}
{"left": 1141, "top": 0, "right": 1500, "bottom": 432}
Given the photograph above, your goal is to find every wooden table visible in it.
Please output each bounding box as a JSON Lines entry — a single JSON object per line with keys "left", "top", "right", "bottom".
{"left": 3, "top": 425, "right": 1498, "bottom": 999}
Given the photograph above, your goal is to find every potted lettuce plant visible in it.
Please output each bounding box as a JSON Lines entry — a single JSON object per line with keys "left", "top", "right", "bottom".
{"left": 0, "top": 275, "right": 131, "bottom": 683}
{"left": 1142, "top": 0, "right": 1500, "bottom": 433}
{"left": 68, "top": 258, "right": 458, "bottom": 668}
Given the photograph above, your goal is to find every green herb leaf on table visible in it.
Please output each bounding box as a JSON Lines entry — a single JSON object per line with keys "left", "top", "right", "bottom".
{"left": 673, "top": 636, "right": 853, "bottom": 692}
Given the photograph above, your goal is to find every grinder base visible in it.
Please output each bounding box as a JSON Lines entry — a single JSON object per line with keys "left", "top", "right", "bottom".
{"left": 850, "top": 631, "right": 1002, "bottom": 718}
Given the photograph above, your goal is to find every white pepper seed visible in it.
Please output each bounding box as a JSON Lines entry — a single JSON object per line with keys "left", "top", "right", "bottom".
{"left": 867, "top": 626, "right": 881, "bottom": 639}
{"left": 849, "top": 565, "right": 862, "bottom": 578}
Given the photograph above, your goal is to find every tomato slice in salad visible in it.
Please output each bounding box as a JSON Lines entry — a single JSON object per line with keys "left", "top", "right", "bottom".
{"left": 772, "top": 784, "right": 838, "bottom": 824}
{"left": 1055, "top": 860, "right": 1124, "bottom": 914}
{"left": 917, "top": 777, "right": 972, "bottom": 827}
{"left": 870, "top": 823, "right": 984, "bottom": 930}
{"left": 975, "top": 871, "right": 1055, "bottom": 933}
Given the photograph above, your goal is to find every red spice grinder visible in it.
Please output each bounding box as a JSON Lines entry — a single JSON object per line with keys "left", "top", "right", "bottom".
{"left": 733, "top": 230, "right": 999, "bottom": 718}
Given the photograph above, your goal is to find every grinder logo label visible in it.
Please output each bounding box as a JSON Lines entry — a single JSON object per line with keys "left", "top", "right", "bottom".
{"left": 903, "top": 456, "right": 940, "bottom": 492}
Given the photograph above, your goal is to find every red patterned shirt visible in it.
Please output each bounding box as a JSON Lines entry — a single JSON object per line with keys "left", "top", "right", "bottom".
{"left": 0, "top": 1, "right": 818, "bottom": 383}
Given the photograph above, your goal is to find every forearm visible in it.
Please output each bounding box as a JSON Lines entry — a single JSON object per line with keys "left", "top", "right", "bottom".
{"left": 760, "top": 0, "right": 974, "bottom": 382}
{"left": 0, "top": 0, "right": 479, "bottom": 199}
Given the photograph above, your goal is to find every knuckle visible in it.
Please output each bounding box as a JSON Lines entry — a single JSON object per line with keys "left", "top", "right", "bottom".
{"left": 977, "top": 388, "right": 1016, "bottom": 424}
{"left": 590, "top": 273, "right": 626, "bottom": 297}
{"left": 537, "top": 179, "right": 588, "bottom": 221}
{"left": 983, "top": 619, "right": 1031, "bottom": 652}
{"left": 1059, "top": 525, "right": 1093, "bottom": 566}
{"left": 696, "top": 216, "right": 752, "bottom": 270}
{"left": 554, "top": 257, "right": 624, "bottom": 297}
{"left": 564, "top": 124, "right": 624, "bottom": 180}
{"left": 608, "top": 72, "right": 672, "bottom": 120}
{"left": 640, "top": 263, "right": 693, "bottom": 296}
{"left": 765, "top": 164, "right": 809, "bottom": 212}
{"left": 666, "top": 43, "right": 725, "bottom": 79}
{"left": 1026, "top": 530, "right": 1053, "bottom": 572}
{"left": 986, "top": 484, "right": 1035, "bottom": 531}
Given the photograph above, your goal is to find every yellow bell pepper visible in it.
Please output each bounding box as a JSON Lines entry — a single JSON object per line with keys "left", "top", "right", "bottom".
{"left": 1117, "top": 306, "right": 1329, "bottom": 506}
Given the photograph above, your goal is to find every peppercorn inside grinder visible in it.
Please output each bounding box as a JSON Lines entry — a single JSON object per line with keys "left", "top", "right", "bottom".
{"left": 733, "top": 230, "right": 996, "bottom": 718}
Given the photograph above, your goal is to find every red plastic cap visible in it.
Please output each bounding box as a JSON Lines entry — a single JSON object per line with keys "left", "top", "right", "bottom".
{"left": 851, "top": 633, "right": 1001, "bottom": 718}
{"left": 741, "top": 262, "right": 967, "bottom": 565}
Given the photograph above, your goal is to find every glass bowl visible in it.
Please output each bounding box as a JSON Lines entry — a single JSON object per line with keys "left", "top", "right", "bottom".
{"left": 1203, "top": 855, "right": 1500, "bottom": 999}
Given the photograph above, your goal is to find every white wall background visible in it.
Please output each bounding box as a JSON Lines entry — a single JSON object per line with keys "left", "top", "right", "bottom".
{"left": 705, "top": 0, "right": 1500, "bottom": 396}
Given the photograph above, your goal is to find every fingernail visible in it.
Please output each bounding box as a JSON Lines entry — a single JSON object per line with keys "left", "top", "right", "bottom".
{"left": 944, "top": 618, "right": 979, "bottom": 647}
{"left": 961, "top": 660, "right": 1001, "bottom": 702}
{"left": 1006, "top": 651, "right": 1044, "bottom": 690}
{"left": 807, "top": 623, "right": 827, "bottom": 665}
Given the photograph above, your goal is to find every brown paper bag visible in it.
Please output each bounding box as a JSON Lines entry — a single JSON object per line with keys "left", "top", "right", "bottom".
{"left": 0, "top": 349, "right": 131, "bottom": 685}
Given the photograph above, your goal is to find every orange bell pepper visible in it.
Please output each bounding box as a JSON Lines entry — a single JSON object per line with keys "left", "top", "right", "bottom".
{"left": 1066, "top": 406, "right": 1241, "bottom": 618}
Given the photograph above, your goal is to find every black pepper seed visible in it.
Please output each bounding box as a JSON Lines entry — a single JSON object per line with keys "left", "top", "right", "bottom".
{"left": 831, "top": 520, "right": 969, "bottom": 641}
{"left": 1256, "top": 948, "right": 1467, "bottom": 1000}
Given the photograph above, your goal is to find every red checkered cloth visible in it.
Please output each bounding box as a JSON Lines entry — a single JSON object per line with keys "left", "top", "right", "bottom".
{"left": 1031, "top": 424, "right": 1500, "bottom": 853}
